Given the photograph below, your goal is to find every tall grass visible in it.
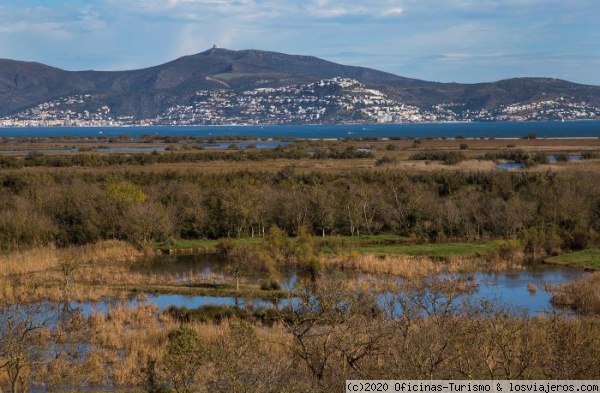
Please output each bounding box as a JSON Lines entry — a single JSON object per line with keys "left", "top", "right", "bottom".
{"left": 550, "top": 273, "right": 600, "bottom": 315}
{"left": 324, "top": 253, "right": 521, "bottom": 279}
{"left": 0, "top": 240, "right": 142, "bottom": 277}
{"left": 0, "top": 245, "right": 60, "bottom": 277}
{"left": 0, "top": 240, "right": 143, "bottom": 302}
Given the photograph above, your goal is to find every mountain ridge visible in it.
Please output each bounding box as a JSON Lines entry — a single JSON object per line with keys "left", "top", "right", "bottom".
{"left": 1, "top": 48, "right": 600, "bottom": 124}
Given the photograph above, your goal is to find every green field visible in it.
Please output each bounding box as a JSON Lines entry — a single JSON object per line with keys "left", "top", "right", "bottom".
{"left": 155, "top": 237, "right": 265, "bottom": 252}
{"left": 545, "top": 248, "right": 600, "bottom": 270}
{"left": 353, "top": 241, "right": 495, "bottom": 257}
{"left": 156, "top": 235, "right": 494, "bottom": 258}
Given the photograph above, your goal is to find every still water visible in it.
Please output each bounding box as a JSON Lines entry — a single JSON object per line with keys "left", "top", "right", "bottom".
{"left": 1, "top": 121, "right": 600, "bottom": 139}
{"left": 72, "top": 254, "right": 588, "bottom": 317}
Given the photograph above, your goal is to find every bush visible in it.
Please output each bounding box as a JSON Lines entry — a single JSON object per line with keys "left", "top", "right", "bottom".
{"left": 410, "top": 151, "right": 465, "bottom": 165}
{"left": 375, "top": 156, "right": 396, "bottom": 167}
{"left": 491, "top": 239, "right": 524, "bottom": 261}
{"left": 260, "top": 279, "right": 281, "bottom": 291}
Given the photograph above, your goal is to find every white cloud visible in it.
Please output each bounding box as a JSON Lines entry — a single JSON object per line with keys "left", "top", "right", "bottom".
{"left": 0, "top": 0, "right": 599, "bottom": 85}
{"left": 382, "top": 7, "right": 404, "bottom": 16}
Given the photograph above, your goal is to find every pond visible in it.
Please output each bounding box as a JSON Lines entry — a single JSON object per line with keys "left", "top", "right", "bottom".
{"left": 497, "top": 162, "right": 525, "bottom": 170}
{"left": 202, "top": 141, "right": 293, "bottom": 149}
{"left": 497, "top": 155, "right": 585, "bottom": 170}
{"left": 453, "top": 266, "right": 586, "bottom": 315}
{"left": 131, "top": 253, "right": 301, "bottom": 289}
{"left": 93, "top": 146, "right": 167, "bottom": 152}
{"left": 72, "top": 254, "right": 589, "bottom": 317}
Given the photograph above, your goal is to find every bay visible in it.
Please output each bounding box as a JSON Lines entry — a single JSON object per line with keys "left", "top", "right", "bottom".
{"left": 1, "top": 120, "right": 600, "bottom": 139}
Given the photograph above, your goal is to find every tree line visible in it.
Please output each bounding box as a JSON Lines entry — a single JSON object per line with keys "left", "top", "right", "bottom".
{"left": 0, "top": 145, "right": 373, "bottom": 169}
{"left": 1, "top": 167, "right": 599, "bottom": 257}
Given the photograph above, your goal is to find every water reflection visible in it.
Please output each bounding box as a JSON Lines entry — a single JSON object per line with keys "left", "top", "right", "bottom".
{"left": 136, "top": 253, "right": 303, "bottom": 288}
{"left": 497, "top": 155, "right": 584, "bottom": 170}
{"left": 497, "top": 162, "right": 525, "bottom": 170}
{"left": 202, "top": 141, "right": 293, "bottom": 149}
{"left": 461, "top": 267, "right": 586, "bottom": 315}
{"left": 94, "top": 147, "right": 166, "bottom": 152}
{"left": 547, "top": 155, "right": 583, "bottom": 162}
{"left": 71, "top": 254, "right": 589, "bottom": 317}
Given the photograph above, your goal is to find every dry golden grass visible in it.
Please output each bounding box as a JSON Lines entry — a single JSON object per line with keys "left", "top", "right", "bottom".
{"left": 0, "top": 240, "right": 142, "bottom": 277}
{"left": 324, "top": 253, "right": 522, "bottom": 280}
{"left": 3, "top": 139, "right": 600, "bottom": 176}
{"left": 0, "top": 245, "right": 60, "bottom": 277}
{"left": 550, "top": 273, "right": 600, "bottom": 315}
{"left": 527, "top": 282, "right": 538, "bottom": 293}
{"left": 0, "top": 240, "right": 144, "bottom": 302}
{"left": 83, "top": 304, "right": 175, "bottom": 387}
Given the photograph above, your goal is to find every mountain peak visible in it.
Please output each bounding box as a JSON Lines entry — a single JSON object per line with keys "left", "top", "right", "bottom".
{"left": 1, "top": 48, "right": 600, "bottom": 122}
{"left": 201, "top": 45, "right": 233, "bottom": 55}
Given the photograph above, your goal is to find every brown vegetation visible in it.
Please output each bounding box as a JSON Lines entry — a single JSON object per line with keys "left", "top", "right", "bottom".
{"left": 1, "top": 277, "right": 599, "bottom": 392}
{"left": 550, "top": 273, "right": 600, "bottom": 315}
{"left": 1, "top": 137, "right": 600, "bottom": 391}
{"left": 324, "top": 253, "right": 522, "bottom": 280}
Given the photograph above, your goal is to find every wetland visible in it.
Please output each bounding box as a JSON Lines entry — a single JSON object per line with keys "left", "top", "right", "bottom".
{"left": 1, "top": 132, "right": 599, "bottom": 391}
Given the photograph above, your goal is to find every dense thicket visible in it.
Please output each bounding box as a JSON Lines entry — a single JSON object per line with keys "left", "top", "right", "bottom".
{"left": 1, "top": 168, "right": 599, "bottom": 253}
{"left": 0, "top": 146, "right": 373, "bottom": 169}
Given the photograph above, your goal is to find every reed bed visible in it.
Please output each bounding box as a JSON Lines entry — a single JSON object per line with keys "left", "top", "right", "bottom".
{"left": 550, "top": 273, "right": 600, "bottom": 315}
{"left": 0, "top": 240, "right": 142, "bottom": 278}
{"left": 323, "top": 253, "right": 522, "bottom": 280}
{"left": 0, "top": 240, "right": 146, "bottom": 303}
{"left": 83, "top": 304, "right": 175, "bottom": 387}
{"left": 0, "top": 246, "right": 60, "bottom": 277}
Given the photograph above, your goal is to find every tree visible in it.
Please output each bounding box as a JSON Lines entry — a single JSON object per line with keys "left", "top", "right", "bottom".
{"left": 309, "top": 186, "right": 336, "bottom": 238}
{"left": 121, "top": 202, "right": 175, "bottom": 246}
{"left": 0, "top": 281, "right": 57, "bottom": 393}
{"left": 57, "top": 248, "right": 87, "bottom": 292}
{"left": 209, "top": 320, "right": 290, "bottom": 393}
{"left": 280, "top": 280, "right": 382, "bottom": 387}
{"left": 217, "top": 239, "right": 256, "bottom": 292}
{"left": 163, "top": 325, "right": 205, "bottom": 393}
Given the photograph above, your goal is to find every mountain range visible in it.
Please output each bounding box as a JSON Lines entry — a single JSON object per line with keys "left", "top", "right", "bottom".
{"left": 1, "top": 47, "right": 600, "bottom": 125}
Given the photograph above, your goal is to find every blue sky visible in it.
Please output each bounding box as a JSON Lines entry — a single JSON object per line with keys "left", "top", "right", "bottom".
{"left": 1, "top": 0, "right": 599, "bottom": 85}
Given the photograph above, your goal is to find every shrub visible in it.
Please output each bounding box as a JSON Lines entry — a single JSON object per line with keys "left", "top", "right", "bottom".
{"left": 260, "top": 279, "right": 281, "bottom": 291}
{"left": 375, "top": 156, "right": 396, "bottom": 167}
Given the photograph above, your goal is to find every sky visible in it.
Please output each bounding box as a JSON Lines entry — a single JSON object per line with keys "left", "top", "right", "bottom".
{"left": 1, "top": 0, "right": 599, "bottom": 85}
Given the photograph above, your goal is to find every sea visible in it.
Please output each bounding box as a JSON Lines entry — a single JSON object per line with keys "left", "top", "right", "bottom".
{"left": 1, "top": 120, "right": 600, "bottom": 139}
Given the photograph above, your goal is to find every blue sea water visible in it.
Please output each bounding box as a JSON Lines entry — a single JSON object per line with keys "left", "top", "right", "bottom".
{"left": 1, "top": 120, "right": 599, "bottom": 139}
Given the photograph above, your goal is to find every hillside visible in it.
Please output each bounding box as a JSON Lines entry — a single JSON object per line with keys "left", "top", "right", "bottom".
{"left": 1, "top": 48, "right": 600, "bottom": 125}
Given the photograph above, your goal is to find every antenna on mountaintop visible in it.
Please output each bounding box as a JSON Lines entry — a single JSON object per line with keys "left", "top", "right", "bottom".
{"left": 212, "top": 44, "right": 218, "bottom": 49}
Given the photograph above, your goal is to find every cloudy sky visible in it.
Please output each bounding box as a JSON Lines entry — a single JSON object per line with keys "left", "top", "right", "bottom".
{"left": 1, "top": 0, "right": 599, "bottom": 85}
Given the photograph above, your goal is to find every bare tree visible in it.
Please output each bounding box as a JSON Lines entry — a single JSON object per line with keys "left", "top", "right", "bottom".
{"left": 0, "top": 281, "right": 57, "bottom": 393}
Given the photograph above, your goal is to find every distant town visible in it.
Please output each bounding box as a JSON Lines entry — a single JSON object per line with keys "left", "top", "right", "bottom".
{"left": 2, "top": 78, "right": 598, "bottom": 127}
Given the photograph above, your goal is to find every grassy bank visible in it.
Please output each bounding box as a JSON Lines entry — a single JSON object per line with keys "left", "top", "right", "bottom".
{"left": 351, "top": 241, "right": 495, "bottom": 257}
{"left": 545, "top": 248, "right": 600, "bottom": 270}
{"left": 155, "top": 235, "right": 494, "bottom": 259}
{"left": 126, "top": 284, "right": 288, "bottom": 300}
